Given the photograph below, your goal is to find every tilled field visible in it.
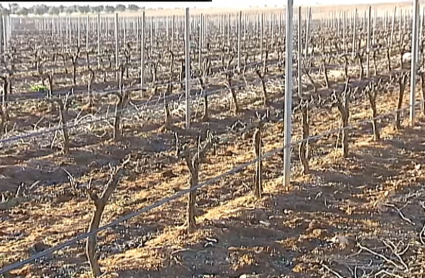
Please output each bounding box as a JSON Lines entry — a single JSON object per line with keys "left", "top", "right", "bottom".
{"left": 1, "top": 3, "right": 425, "bottom": 278}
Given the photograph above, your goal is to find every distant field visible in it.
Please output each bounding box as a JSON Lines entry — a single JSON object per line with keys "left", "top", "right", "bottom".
{"left": 19, "top": 1, "right": 414, "bottom": 18}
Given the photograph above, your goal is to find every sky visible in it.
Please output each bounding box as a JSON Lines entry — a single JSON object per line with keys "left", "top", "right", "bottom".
{"left": 2, "top": 0, "right": 408, "bottom": 9}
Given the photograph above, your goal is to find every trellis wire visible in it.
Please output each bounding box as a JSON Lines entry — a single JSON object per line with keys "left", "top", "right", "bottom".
{"left": 3, "top": 58, "right": 278, "bottom": 105}
{"left": 0, "top": 70, "right": 283, "bottom": 146}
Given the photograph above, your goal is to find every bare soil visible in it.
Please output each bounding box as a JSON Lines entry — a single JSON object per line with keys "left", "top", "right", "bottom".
{"left": 1, "top": 81, "right": 425, "bottom": 277}
{"left": 2, "top": 2, "right": 425, "bottom": 277}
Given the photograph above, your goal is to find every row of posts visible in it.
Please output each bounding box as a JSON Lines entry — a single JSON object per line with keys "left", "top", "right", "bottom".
{"left": 2, "top": 7, "right": 424, "bottom": 50}
{"left": 0, "top": 2, "right": 422, "bottom": 185}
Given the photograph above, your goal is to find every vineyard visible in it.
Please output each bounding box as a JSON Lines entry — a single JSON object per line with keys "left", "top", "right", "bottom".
{"left": 1, "top": 2, "right": 425, "bottom": 278}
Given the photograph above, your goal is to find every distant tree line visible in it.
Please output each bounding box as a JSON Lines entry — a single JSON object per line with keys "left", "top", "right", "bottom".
{"left": 0, "top": 3, "right": 143, "bottom": 16}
